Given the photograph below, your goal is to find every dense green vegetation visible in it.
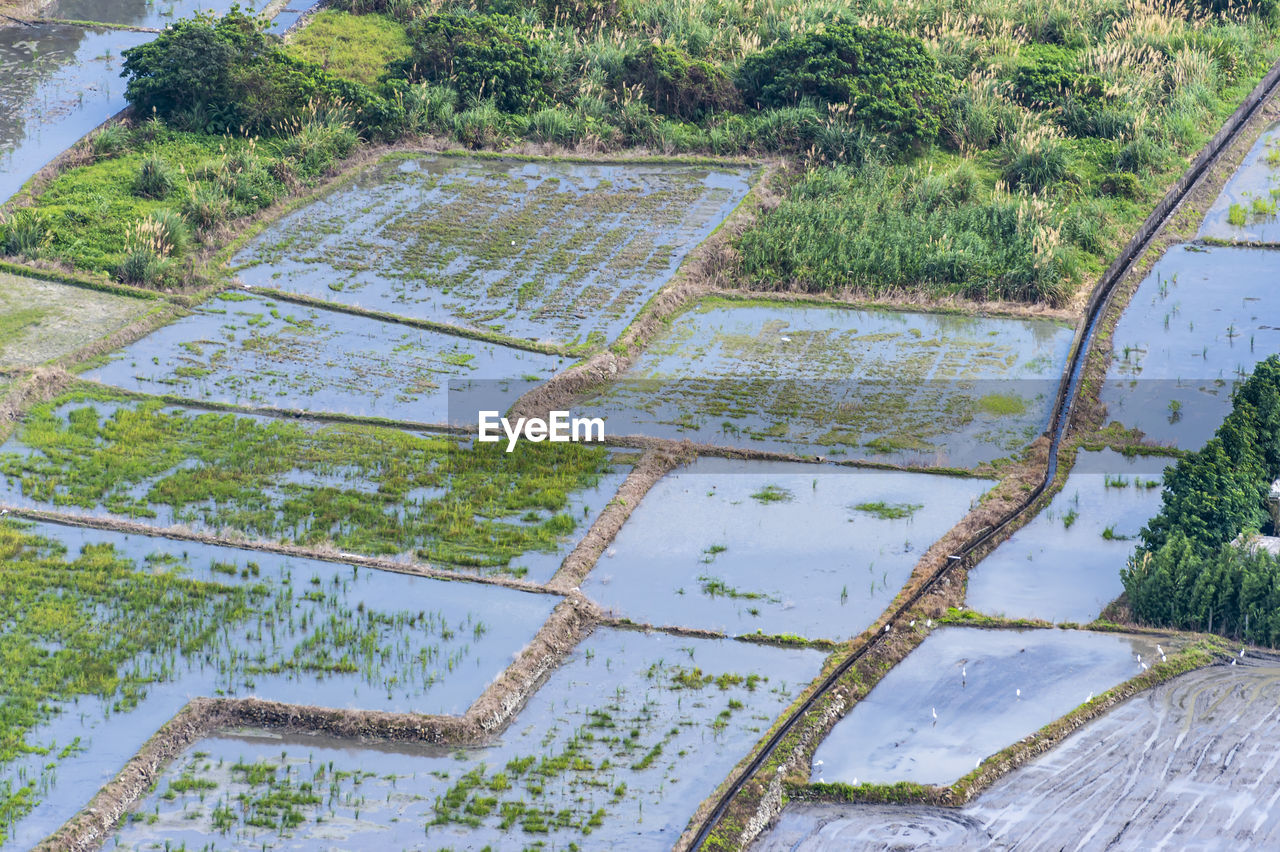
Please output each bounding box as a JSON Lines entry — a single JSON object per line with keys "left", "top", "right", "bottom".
{"left": 0, "top": 521, "right": 261, "bottom": 834}
{"left": 7, "top": 1, "right": 1277, "bottom": 302}
{"left": 1123, "top": 357, "right": 1280, "bottom": 644}
{"left": 0, "top": 390, "right": 612, "bottom": 572}
{"left": 284, "top": 10, "right": 411, "bottom": 86}
{"left": 10, "top": 117, "right": 357, "bottom": 284}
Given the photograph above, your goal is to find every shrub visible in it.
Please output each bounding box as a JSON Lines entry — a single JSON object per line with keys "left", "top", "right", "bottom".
{"left": 148, "top": 209, "right": 189, "bottom": 256}
{"left": 122, "top": 10, "right": 390, "bottom": 136}
{"left": 619, "top": 43, "right": 739, "bottom": 121}
{"left": 1002, "top": 125, "right": 1069, "bottom": 191}
{"left": 736, "top": 23, "right": 951, "bottom": 149}
{"left": 397, "top": 13, "right": 551, "bottom": 113}
{"left": 181, "top": 184, "right": 230, "bottom": 231}
{"left": 116, "top": 218, "right": 174, "bottom": 286}
{"left": 0, "top": 209, "right": 53, "bottom": 258}
{"left": 1098, "top": 172, "right": 1141, "bottom": 199}
{"left": 133, "top": 155, "right": 174, "bottom": 199}
{"left": 1008, "top": 45, "right": 1101, "bottom": 108}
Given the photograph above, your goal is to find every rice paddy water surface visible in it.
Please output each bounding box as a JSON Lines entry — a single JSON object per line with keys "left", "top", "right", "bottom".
{"left": 108, "top": 629, "right": 826, "bottom": 850}
{"left": 0, "top": 517, "right": 554, "bottom": 849}
{"left": 229, "top": 156, "right": 752, "bottom": 348}
{"left": 86, "top": 291, "right": 565, "bottom": 424}
{"left": 964, "top": 450, "right": 1169, "bottom": 624}
{"left": 584, "top": 457, "right": 993, "bottom": 639}
{"left": 808, "top": 627, "right": 1162, "bottom": 786}
{"left": 573, "top": 302, "right": 1073, "bottom": 466}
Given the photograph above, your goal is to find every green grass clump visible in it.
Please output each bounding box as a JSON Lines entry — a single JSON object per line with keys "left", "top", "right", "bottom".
{"left": 852, "top": 501, "right": 923, "bottom": 520}
{"left": 284, "top": 11, "right": 411, "bottom": 86}
{"left": 0, "top": 391, "right": 612, "bottom": 570}
{"left": 750, "top": 484, "right": 793, "bottom": 504}
{"left": 1228, "top": 202, "right": 1249, "bottom": 226}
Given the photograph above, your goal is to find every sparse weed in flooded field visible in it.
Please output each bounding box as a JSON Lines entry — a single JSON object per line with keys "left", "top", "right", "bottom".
{"left": 231, "top": 156, "right": 749, "bottom": 347}
{"left": 0, "top": 516, "right": 552, "bottom": 845}
{"left": 109, "top": 631, "right": 825, "bottom": 850}
{"left": 0, "top": 521, "right": 259, "bottom": 835}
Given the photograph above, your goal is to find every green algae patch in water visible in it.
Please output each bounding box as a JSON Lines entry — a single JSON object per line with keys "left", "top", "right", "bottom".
{"left": 574, "top": 301, "right": 1073, "bottom": 466}
{"left": 229, "top": 156, "right": 752, "bottom": 348}
{"left": 0, "top": 518, "right": 555, "bottom": 848}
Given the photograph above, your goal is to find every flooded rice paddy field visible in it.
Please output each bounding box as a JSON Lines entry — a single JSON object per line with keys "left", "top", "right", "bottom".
{"left": 38, "top": 0, "right": 259, "bottom": 27}
{"left": 964, "top": 450, "right": 1169, "bottom": 625}
{"left": 0, "top": 23, "right": 150, "bottom": 202}
{"left": 584, "top": 457, "right": 992, "bottom": 640}
{"left": 808, "top": 627, "right": 1161, "bottom": 787}
{"left": 759, "top": 662, "right": 1280, "bottom": 850}
{"left": 0, "top": 272, "right": 153, "bottom": 368}
{"left": 229, "top": 156, "right": 752, "bottom": 348}
{"left": 1201, "top": 120, "right": 1280, "bottom": 243}
{"left": 0, "top": 517, "right": 554, "bottom": 850}
{"left": 86, "top": 291, "right": 565, "bottom": 424}
{"left": 0, "top": 395, "right": 628, "bottom": 581}
{"left": 109, "top": 629, "right": 826, "bottom": 851}
{"left": 1101, "top": 245, "right": 1280, "bottom": 450}
{"left": 574, "top": 302, "right": 1073, "bottom": 466}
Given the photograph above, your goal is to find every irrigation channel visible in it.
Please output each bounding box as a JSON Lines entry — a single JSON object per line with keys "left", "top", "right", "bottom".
{"left": 688, "top": 55, "right": 1280, "bottom": 852}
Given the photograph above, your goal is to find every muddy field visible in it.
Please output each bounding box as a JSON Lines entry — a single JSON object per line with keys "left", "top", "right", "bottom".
{"left": 758, "top": 661, "right": 1280, "bottom": 850}
{"left": 0, "top": 273, "right": 153, "bottom": 368}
